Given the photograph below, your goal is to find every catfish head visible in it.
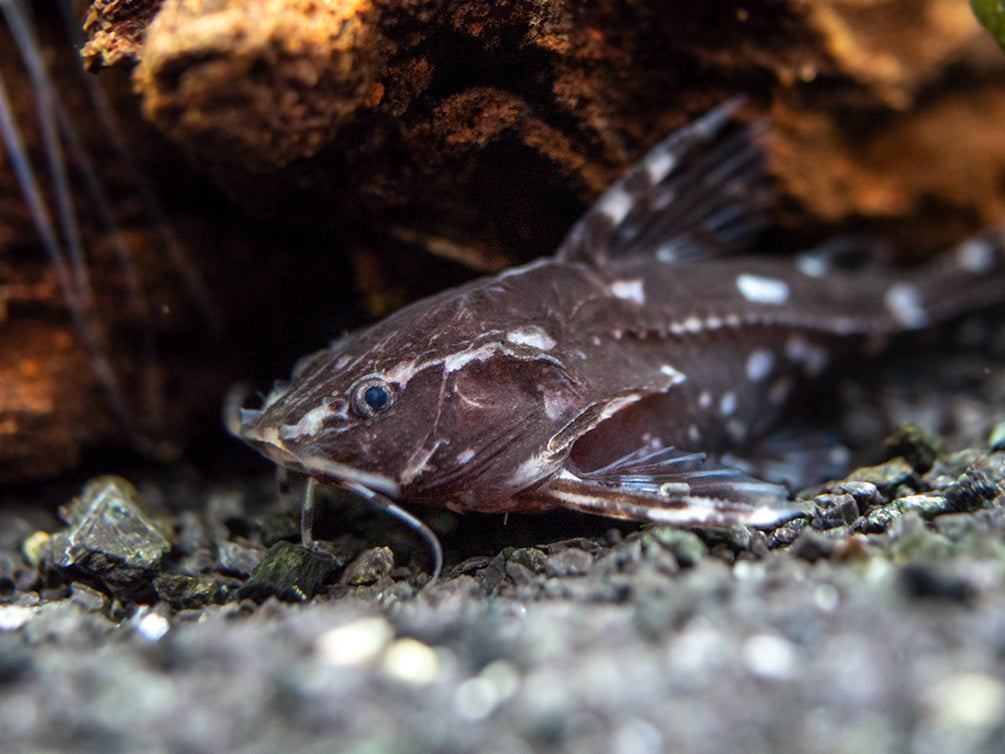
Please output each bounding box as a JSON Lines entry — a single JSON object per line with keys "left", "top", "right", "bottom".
{"left": 230, "top": 273, "right": 605, "bottom": 513}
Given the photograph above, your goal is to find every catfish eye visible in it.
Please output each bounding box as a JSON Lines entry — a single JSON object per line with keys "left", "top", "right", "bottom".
{"left": 349, "top": 377, "right": 395, "bottom": 418}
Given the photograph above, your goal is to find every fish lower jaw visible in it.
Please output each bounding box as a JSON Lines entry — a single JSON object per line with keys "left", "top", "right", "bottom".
{"left": 243, "top": 436, "right": 403, "bottom": 498}
{"left": 232, "top": 407, "right": 402, "bottom": 497}
{"left": 293, "top": 452, "right": 402, "bottom": 498}
{"left": 235, "top": 432, "right": 308, "bottom": 473}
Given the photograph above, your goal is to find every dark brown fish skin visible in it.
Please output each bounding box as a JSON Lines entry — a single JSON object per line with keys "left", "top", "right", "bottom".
{"left": 232, "top": 102, "right": 1005, "bottom": 525}
{"left": 235, "top": 239, "right": 1005, "bottom": 516}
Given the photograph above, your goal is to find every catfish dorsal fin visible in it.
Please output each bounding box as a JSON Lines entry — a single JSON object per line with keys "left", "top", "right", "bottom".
{"left": 555, "top": 97, "right": 772, "bottom": 268}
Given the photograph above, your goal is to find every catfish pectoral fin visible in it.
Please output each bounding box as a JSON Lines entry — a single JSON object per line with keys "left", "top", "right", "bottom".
{"left": 577, "top": 445, "right": 792, "bottom": 504}
{"left": 523, "top": 448, "right": 804, "bottom": 529}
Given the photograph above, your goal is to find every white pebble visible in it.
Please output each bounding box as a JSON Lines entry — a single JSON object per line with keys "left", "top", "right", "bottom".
{"left": 317, "top": 617, "right": 393, "bottom": 666}
{"left": 925, "top": 673, "right": 1005, "bottom": 733}
{"left": 743, "top": 634, "right": 797, "bottom": 681}
{"left": 382, "top": 638, "right": 441, "bottom": 685}
{"left": 0, "top": 605, "right": 37, "bottom": 631}
{"left": 134, "top": 611, "right": 170, "bottom": 643}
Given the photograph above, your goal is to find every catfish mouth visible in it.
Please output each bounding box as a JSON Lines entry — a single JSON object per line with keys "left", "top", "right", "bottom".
{"left": 224, "top": 389, "right": 401, "bottom": 498}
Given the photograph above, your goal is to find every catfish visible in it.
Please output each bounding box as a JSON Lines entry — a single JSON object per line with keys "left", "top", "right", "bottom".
{"left": 229, "top": 101, "right": 1005, "bottom": 579}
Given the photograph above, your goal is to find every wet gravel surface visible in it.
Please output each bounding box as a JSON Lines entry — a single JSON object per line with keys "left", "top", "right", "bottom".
{"left": 2, "top": 347, "right": 1005, "bottom": 754}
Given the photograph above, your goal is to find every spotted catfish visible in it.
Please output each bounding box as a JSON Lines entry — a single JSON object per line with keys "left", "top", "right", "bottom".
{"left": 230, "top": 101, "right": 1005, "bottom": 558}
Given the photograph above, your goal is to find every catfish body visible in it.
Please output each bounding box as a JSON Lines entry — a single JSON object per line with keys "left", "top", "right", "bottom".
{"left": 231, "top": 102, "right": 1005, "bottom": 529}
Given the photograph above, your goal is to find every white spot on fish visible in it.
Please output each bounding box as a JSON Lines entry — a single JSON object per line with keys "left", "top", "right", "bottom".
{"left": 457, "top": 448, "right": 476, "bottom": 465}
{"left": 785, "top": 336, "right": 809, "bottom": 363}
{"left": 659, "top": 364, "right": 687, "bottom": 385}
{"left": 884, "top": 282, "right": 928, "bottom": 329}
{"left": 279, "top": 404, "right": 332, "bottom": 440}
{"left": 610, "top": 279, "right": 646, "bottom": 305}
{"left": 805, "top": 348, "right": 829, "bottom": 376}
{"left": 645, "top": 148, "right": 677, "bottom": 183}
{"left": 683, "top": 316, "right": 703, "bottom": 333}
{"left": 720, "top": 391, "right": 737, "bottom": 417}
{"left": 444, "top": 343, "right": 502, "bottom": 372}
{"left": 688, "top": 424, "right": 701, "bottom": 444}
{"left": 557, "top": 467, "right": 580, "bottom": 482}
{"left": 745, "top": 349, "right": 774, "bottom": 382}
{"left": 657, "top": 241, "right": 685, "bottom": 263}
{"left": 705, "top": 316, "right": 723, "bottom": 329}
{"left": 736, "top": 274, "right": 790, "bottom": 305}
{"left": 796, "top": 252, "right": 829, "bottom": 278}
{"left": 506, "top": 326, "right": 557, "bottom": 351}
{"left": 699, "top": 391, "right": 713, "bottom": 409}
{"left": 543, "top": 390, "right": 576, "bottom": 420}
{"left": 956, "top": 238, "right": 996, "bottom": 274}
{"left": 785, "top": 335, "right": 828, "bottom": 376}
{"left": 597, "top": 186, "right": 633, "bottom": 224}
{"left": 384, "top": 359, "right": 420, "bottom": 384}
